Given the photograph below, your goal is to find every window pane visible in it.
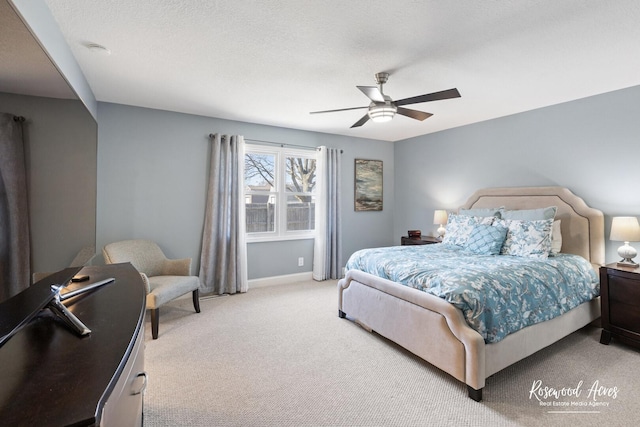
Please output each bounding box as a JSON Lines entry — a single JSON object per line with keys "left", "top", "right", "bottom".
{"left": 287, "top": 195, "right": 315, "bottom": 231}
{"left": 245, "top": 197, "right": 275, "bottom": 232}
{"left": 245, "top": 153, "right": 275, "bottom": 189}
{"left": 285, "top": 156, "right": 316, "bottom": 193}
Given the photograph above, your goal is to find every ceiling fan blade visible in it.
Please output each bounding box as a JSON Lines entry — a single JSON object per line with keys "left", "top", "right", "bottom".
{"left": 357, "top": 86, "right": 385, "bottom": 103}
{"left": 395, "top": 88, "right": 461, "bottom": 107}
{"left": 310, "top": 106, "right": 368, "bottom": 114}
{"left": 350, "top": 114, "right": 370, "bottom": 128}
{"left": 396, "top": 107, "right": 433, "bottom": 121}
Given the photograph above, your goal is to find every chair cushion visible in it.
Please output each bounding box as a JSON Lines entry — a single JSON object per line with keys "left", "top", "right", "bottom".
{"left": 146, "top": 275, "right": 200, "bottom": 309}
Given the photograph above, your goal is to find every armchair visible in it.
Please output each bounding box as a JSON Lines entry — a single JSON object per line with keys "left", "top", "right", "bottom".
{"left": 102, "top": 239, "right": 200, "bottom": 339}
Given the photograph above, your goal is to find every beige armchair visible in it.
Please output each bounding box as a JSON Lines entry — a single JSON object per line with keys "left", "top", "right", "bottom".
{"left": 102, "top": 239, "right": 200, "bottom": 339}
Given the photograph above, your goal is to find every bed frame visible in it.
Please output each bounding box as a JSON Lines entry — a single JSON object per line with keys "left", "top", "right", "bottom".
{"left": 337, "top": 186, "right": 604, "bottom": 401}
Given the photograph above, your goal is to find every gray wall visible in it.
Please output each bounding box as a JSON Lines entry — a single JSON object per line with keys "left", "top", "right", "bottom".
{"left": 0, "top": 92, "right": 97, "bottom": 274}
{"left": 394, "top": 85, "right": 640, "bottom": 264}
{"left": 96, "top": 102, "right": 394, "bottom": 279}
{"left": 10, "top": 0, "right": 97, "bottom": 119}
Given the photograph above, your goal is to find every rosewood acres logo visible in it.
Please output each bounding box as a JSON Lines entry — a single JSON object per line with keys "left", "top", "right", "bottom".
{"left": 528, "top": 379, "right": 619, "bottom": 411}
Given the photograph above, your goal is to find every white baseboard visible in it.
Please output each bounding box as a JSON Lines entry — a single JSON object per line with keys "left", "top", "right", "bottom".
{"left": 248, "top": 272, "right": 314, "bottom": 289}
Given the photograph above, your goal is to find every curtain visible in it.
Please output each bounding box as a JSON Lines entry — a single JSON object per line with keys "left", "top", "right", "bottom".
{"left": 199, "top": 134, "right": 248, "bottom": 294}
{"left": 313, "top": 146, "right": 342, "bottom": 280}
{"left": 0, "top": 113, "right": 30, "bottom": 302}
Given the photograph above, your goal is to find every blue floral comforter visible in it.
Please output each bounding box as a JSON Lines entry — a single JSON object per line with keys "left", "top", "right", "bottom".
{"left": 345, "top": 244, "right": 599, "bottom": 343}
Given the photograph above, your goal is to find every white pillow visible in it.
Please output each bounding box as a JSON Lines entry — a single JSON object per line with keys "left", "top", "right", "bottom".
{"left": 550, "top": 219, "right": 562, "bottom": 255}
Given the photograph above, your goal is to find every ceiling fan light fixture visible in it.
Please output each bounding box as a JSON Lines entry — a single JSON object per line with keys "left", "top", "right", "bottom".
{"left": 368, "top": 103, "right": 397, "bottom": 123}
{"left": 309, "top": 72, "right": 460, "bottom": 128}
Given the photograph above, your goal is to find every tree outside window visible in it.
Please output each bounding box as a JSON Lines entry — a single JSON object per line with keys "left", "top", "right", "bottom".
{"left": 244, "top": 146, "right": 316, "bottom": 239}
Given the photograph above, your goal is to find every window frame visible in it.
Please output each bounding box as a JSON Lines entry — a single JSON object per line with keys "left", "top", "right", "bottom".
{"left": 244, "top": 144, "right": 317, "bottom": 242}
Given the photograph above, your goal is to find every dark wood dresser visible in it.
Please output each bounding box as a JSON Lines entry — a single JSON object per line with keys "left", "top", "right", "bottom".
{"left": 599, "top": 263, "right": 640, "bottom": 350}
{"left": 0, "top": 263, "right": 146, "bottom": 426}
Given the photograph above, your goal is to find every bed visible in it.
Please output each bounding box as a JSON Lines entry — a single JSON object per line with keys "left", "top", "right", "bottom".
{"left": 337, "top": 186, "right": 604, "bottom": 401}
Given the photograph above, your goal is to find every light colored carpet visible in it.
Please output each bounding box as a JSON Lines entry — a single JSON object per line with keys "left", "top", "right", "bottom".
{"left": 143, "top": 280, "right": 640, "bottom": 426}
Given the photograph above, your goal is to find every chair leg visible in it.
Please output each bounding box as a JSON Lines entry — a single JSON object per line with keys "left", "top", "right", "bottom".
{"left": 151, "top": 308, "right": 159, "bottom": 339}
{"left": 192, "top": 289, "right": 201, "bottom": 313}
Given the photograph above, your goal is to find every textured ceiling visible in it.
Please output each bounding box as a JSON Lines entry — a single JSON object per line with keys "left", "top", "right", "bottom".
{"left": 41, "top": 0, "right": 640, "bottom": 141}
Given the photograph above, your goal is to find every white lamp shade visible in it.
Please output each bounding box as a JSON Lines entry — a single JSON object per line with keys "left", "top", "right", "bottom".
{"left": 433, "top": 210, "right": 448, "bottom": 225}
{"left": 610, "top": 216, "right": 640, "bottom": 242}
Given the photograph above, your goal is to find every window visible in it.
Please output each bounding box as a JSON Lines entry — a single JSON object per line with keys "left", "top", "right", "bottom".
{"left": 244, "top": 145, "right": 317, "bottom": 241}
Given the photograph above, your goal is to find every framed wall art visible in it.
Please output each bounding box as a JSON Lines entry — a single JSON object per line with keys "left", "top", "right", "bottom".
{"left": 354, "top": 159, "right": 383, "bottom": 211}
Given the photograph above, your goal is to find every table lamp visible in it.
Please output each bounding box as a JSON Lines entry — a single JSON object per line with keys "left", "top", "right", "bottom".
{"left": 610, "top": 216, "right": 640, "bottom": 267}
{"left": 433, "top": 210, "right": 448, "bottom": 239}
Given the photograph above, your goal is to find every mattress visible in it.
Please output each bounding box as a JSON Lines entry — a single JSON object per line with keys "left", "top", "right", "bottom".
{"left": 345, "top": 244, "right": 599, "bottom": 343}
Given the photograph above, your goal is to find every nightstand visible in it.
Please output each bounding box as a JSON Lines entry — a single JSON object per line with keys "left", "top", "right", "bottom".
{"left": 401, "top": 236, "right": 441, "bottom": 246}
{"left": 599, "top": 263, "right": 640, "bottom": 349}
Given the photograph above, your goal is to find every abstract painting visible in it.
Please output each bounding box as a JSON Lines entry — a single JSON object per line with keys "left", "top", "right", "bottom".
{"left": 354, "top": 159, "right": 382, "bottom": 211}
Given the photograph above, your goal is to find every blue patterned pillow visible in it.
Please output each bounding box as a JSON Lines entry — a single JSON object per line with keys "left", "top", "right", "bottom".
{"left": 458, "top": 207, "right": 503, "bottom": 218}
{"left": 495, "top": 218, "right": 554, "bottom": 259}
{"left": 464, "top": 224, "right": 508, "bottom": 255}
{"left": 442, "top": 214, "right": 495, "bottom": 246}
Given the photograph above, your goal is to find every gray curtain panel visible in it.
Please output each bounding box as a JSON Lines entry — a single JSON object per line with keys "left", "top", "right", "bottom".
{"left": 0, "top": 113, "right": 30, "bottom": 302}
{"left": 313, "top": 146, "right": 342, "bottom": 280}
{"left": 199, "top": 134, "right": 248, "bottom": 295}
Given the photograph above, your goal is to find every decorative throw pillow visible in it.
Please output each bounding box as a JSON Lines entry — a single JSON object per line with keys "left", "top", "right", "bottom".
{"left": 500, "top": 206, "right": 557, "bottom": 221}
{"left": 458, "top": 207, "right": 503, "bottom": 218}
{"left": 464, "top": 224, "right": 508, "bottom": 255}
{"left": 495, "top": 218, "right": 554, "bottom": 259}
{"left": 550, "top": 219, "right": 562, "bottom": 255}
{"left": 442, "top": 214, "right": 495, "bottom": 247}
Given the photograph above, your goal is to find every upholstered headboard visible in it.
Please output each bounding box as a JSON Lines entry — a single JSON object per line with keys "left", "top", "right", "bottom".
{"left": 459, "top": 186, "right": 604, "bottom": 266}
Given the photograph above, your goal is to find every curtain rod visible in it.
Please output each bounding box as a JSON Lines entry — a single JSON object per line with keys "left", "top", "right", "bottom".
{"left": 208, "top": 134, "right": 342, "bottom": 153}
{"left": 246, "top": 137, "right": 318, "bottom": 151}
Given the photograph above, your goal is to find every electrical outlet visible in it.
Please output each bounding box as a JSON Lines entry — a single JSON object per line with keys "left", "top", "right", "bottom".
{"left": 298, "top": 257, "right": 304, "bottom": 267}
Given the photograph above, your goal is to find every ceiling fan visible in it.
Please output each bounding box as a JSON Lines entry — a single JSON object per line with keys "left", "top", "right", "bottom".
{"left": 310, "top": 72, "right": 461, "bottom": 128}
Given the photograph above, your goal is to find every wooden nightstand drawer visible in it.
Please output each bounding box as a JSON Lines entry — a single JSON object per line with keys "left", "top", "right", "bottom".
{"left": 608, "top": 276, "right": 640, "bottom": 331}
{"left": 600, "top": 264, "right": 640, "bottom": 349}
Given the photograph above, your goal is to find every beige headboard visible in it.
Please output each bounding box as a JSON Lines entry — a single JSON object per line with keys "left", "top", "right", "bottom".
{"left": 460, "top": 186, "right": 604, "bottom": 266}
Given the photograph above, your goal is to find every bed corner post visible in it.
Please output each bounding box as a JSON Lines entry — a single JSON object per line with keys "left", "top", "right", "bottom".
{"left": 467, "top": 386, "right": 482, "bottom": 402}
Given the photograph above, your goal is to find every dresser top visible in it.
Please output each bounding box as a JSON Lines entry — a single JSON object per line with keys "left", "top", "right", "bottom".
{"left": 0, "top": 263, "right": 145, "bottom": 426}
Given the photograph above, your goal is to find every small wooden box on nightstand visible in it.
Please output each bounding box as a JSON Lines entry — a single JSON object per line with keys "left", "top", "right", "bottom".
{"left": 401, "top": 236, "right": 441, "bottom": 246}
{"left": 599, "top": 263, "right": 640, "bottom": 349}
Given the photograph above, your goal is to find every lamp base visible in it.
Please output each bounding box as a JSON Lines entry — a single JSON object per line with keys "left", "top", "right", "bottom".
{"left": 617, "top": 242, "right": 638, "bottom": 268}
{"left": 617, "top": 259, "right": 639, "bottom": 268}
